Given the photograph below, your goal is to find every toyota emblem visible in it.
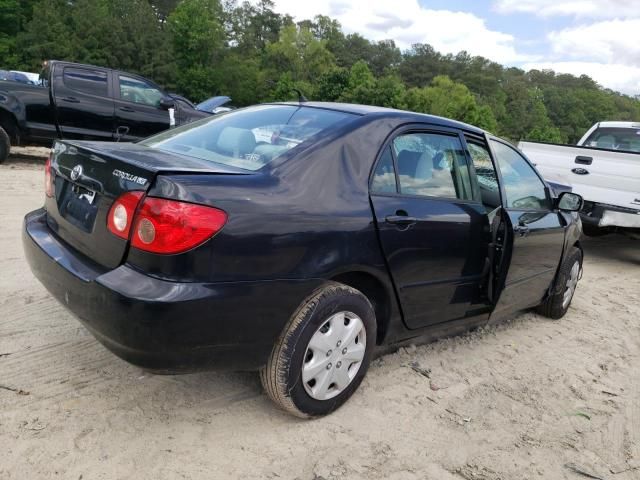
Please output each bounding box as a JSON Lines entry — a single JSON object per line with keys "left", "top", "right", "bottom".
{"left": 70, "top": 164, "right": 83, "bottom": 181}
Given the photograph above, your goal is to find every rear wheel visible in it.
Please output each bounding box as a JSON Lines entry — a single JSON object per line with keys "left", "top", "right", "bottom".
{"left": 261, "top": 282, "right": 376, "bottom": 418}
{"left": 0, "top": 126, "right": 10, "bottom": 164}
{"left": 536, "top": 247, "right": 582, "bottom": 319}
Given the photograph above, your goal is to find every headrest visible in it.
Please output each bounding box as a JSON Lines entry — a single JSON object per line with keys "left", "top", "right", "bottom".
{"left": 415, "top": 152, "right": 434, "bottom": 180}
{"left": 217, "top": 127, "right": 256, "bottom": 157}
{"left": 396, "top": 150, "right": 422, "bottom": 177}
{"left": 596, "top": 135, "right": 615, "bottom": 149}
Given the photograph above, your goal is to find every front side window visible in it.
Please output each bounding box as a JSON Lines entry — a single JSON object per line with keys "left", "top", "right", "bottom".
{"left": 63, "top": 67, "right": 108, "bottom": 97}
{"left": 391, "top": 132, "right": 474, "bottom": 200}
{"left": 491, "top": 140, "right": 550, "bottom": 210}
{"left": 584, "top": 127, "right": 640, "bottom": 153}
{"left": 141, "top": 105, "right": 357, "bottom": 171}
{"left": 119, "top": 75, "right": 164, "bottom": 107}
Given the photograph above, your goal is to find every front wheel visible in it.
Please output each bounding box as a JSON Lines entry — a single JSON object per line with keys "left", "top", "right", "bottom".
{"left": 536, "top": 247, "right": 582, "bottom": 319}
{"left": 261, "top": 282, "right": 376, "bottom": 418}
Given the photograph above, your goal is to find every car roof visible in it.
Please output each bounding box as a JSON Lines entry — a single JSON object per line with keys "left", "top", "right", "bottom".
{"left": 596, "top": 121, "right": 640, "bottom": 129}
{"left": 275, "top": 101, "right": 485, "bottom": 135}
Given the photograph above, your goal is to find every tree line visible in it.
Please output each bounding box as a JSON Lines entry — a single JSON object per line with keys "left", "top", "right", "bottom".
{"left": 2, "top": 0, "right": 639, "bottom": 143}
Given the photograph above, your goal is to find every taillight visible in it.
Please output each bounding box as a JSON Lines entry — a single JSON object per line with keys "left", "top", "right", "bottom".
{"left": 131, "top": 198, "right": 227, "bottom": 254}
{"left": 107, "top": 191, "right": 144, "bottom": 239}
{"left": 44, "top": 151, "right": 54, "bottom": 198}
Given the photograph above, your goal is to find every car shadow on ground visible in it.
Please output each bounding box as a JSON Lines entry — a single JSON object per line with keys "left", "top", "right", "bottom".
{"left": 581, "top": 233, "right": 640, "bottom": 266}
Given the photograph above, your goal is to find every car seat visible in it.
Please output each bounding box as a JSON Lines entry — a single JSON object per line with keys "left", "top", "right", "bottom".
{"left": 596, "top": 135, "right": 615, "bottom": 149}
{"left": 217, "top": 127, "right": 257, "bottom": 158}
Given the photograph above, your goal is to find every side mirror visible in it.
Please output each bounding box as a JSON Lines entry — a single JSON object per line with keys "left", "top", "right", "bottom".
{"left": 159, "top": 96, "right": 175, "bottom": 110}
{"left": 557, "top": 191, "right": 583, "bottom": 212}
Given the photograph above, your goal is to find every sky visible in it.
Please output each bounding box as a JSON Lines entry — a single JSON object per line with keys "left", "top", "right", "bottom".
{"left": 267, "top": 0, "right": 640, "bottom": 96}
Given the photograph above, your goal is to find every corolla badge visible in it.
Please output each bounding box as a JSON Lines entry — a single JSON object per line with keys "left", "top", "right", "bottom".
{"left": 70, "top": 164, "right": 83, "bottom": 181}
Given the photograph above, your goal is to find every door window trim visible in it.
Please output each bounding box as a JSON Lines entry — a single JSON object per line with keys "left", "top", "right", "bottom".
{"left": 368, "top": 123, "right": 485, "bottom": 206}
{"left": 461, "top": 134, "right": 505, "bottom": 209}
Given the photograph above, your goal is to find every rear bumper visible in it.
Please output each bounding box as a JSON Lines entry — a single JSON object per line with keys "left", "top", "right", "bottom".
{"left": 23, "top": 209, "right": 322, "bottom": 372}
{"left": 580, "top": 202, "right": 640, "bottom": 229}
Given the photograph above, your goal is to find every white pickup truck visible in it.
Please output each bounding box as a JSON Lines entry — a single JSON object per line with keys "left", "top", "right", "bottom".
{"left": 519, "top": 121, "right": 640, "bottom": 236}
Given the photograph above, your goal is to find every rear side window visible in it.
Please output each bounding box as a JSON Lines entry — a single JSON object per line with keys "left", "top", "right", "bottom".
{"left": 142, "top": 105, "right": 357, "bottom": 171}
{"left": 371, "top": 147, "right": 397, "bottom": 193}
{"left": 491, "top": 140, "right": 550, "bottom": 210}
{"left": 391, "top": 132, "right": 474, "bottom": 200}
{"left": 63, "top": 67, "right": 108, "bottom": 97}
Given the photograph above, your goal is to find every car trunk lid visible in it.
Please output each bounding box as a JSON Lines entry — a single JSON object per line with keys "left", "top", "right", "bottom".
{"left": 45, "top": 140, "right": 248, "bottom": 269}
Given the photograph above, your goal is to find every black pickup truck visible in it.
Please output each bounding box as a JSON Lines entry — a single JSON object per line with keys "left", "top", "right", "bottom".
{"left": 0, "top": 60, "right": 209, "bottom": 162}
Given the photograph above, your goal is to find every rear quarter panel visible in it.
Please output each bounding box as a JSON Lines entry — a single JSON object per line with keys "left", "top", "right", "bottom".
{"left": 127, "top": 116, "right": 398, "bottom": 285}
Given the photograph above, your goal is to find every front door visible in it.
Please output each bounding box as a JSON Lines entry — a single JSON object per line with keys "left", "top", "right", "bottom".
{"left": 488, "top": 139, "right": 565, "bottom": 315}
{"left": 370, "top": 129, "right": 493, "bottom": 329}
{"left": 113, "top": 74, "right": 170, "bottom": 140}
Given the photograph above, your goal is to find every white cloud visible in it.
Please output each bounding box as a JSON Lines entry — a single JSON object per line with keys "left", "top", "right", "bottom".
{"left": 494, "top": 0, "right": 639, "bottom": 18}
{"left": 523, "top": 61, "right": 640, "bottom": 95}
{"left": 532, "top": 18, "right": 640, "bottom": 94}
{"left": 548, "top": 19, "right": 640, "bottom": 65}
{"left": 268, "top": 0, "right": 530, "bottom": 63}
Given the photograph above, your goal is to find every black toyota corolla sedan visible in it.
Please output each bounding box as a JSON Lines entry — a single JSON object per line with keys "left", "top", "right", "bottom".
{"left": 23, "top": 102, "right": 584, "bottom": 417}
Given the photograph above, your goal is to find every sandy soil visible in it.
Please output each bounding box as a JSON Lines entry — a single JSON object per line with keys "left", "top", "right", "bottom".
{"left": 1, "top": 148, "right": 639, "bottom": 480}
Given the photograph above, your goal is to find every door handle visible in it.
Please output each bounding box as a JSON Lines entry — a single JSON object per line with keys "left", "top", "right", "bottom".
{"left": 385, "top": 215, "right": 418, "bottom": 226}
{"left": 115, "top": 126, "right": 130, "bottom": 142}
{"left": 119, "top": 106, "right": 135, "bottom": 113}
{"left": 575, "top": 156, "right": 593, "bottom": 165}
{"left": 514, "top": 225, "right": 529, "bottom": 237}
{"left": 61, "top": 96, "right": 79, "bottom": 103}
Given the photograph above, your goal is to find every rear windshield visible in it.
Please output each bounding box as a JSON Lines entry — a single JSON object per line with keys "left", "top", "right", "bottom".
{"left": 141, "top": 105, "right": 358, "bottom": 171}
{"left": 584, "top": 127, "right": 640, "bottom": 153}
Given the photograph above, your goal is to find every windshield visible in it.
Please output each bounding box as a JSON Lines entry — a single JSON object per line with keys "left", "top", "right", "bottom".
{"left": 197, "top": 96, "right": 231, "bottom": 112}
{"left": 141, "top": 105, "right": 358, "bottom": 171}
{"left": 584, "top": 127, "right": 640, "bottom": 153}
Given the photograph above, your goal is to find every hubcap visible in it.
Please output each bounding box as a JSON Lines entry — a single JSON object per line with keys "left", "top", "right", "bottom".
{"left": 562, "top": 261, "right": 580, "bottom": 309}
{"left": 302, "top": 311, "right": 366, "bottom": 401}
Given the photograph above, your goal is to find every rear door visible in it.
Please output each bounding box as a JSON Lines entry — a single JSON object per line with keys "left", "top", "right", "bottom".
{"left": 113, "top": 73, "right": 169, "bottom": 140}
{"left": 489, "top": 138, "right": 565, "bottom": 315}
{"left": 370, "top": 127, "right": 493, "bottom": 329}
{"left": 52, "top": 65, "right": 115, "bottom": 140}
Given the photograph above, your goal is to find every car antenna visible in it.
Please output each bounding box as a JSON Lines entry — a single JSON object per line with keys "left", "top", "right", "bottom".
{"left": 292, "top": 88, "right": 308, "bottom": 103}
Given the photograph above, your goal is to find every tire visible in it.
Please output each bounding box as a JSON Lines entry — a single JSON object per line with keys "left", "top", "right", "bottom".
{"left": 582, "top": 223, "right": 610, "bottom": 237}
{"left": 536, "top": 247, "right": 582, "bottom": 320}
{"left": 261, "top": 282, "right": 376, "bottom": 418}
{"left": 0, "top": 126, "right": 10, "bottom": 164}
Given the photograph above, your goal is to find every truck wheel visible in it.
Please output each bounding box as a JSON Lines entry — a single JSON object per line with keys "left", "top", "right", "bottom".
{"left": 261, "top": 282, "right": 376, "bottom": 418}
{"left": 536, "top": 247, "right": 582, "bottom": 320}
{"left": 0, "top": 126, "right": 10, "bottom": 164}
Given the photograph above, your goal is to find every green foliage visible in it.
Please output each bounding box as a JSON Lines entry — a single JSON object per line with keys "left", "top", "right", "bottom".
{"left": 265, "top": 24, "right": 334, "bottom": 84}
{"left": 2, "top": 1, "right": 638, "bottom": 142}
{"left": 406, "top": 76, "right": 497, "bottom": 131}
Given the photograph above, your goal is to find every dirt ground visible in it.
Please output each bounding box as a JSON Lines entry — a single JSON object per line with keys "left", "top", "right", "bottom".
{"left": 1, "top": 147, "right": 639, "bottom": 480}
